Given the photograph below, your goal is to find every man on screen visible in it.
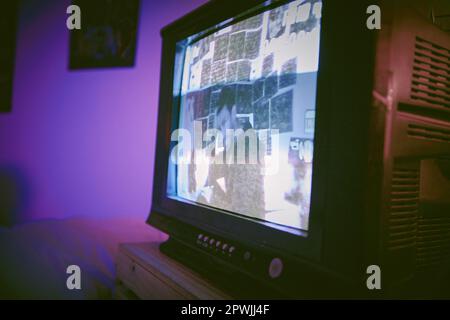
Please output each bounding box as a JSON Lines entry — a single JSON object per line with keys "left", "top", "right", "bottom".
{"left": 196, "top": 86, "right": 266, "bottom": 220}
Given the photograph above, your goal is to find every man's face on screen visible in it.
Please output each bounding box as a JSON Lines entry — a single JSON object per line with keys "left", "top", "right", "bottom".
{"left": 216, "top": 105, "right": 237, "bottom": 137}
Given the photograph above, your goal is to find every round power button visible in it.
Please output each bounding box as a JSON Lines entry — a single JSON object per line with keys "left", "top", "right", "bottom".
{"left": 269, "top": 258, "right": 283, "bottom": 279}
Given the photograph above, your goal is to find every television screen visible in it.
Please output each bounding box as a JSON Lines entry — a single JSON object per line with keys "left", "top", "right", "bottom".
{"left": 168, "top": 0, "right": 322, "bottom": 231}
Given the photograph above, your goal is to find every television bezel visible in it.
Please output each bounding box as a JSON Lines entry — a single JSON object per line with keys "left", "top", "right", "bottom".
{"left": 148, "top": 0, "right": 376, "bottom": 280}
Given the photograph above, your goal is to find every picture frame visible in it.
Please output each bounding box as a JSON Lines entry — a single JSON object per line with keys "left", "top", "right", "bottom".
{"left": 0, "top": 1, "right": 19, "bottom": 113}
{"left": 69, "top": 0, "right": 140, "bottom": 70}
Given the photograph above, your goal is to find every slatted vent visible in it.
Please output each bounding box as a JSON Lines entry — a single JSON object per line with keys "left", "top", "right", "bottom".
{"left": 407, "top": 123, "right": 450, "bottom": 143}
{"left": 411, "top": 37, "right": 450, "bottom": 117}
{"left": 388, "top": 168, "right": 420, "bottom": 250}
{"left": 416, "top": 216, "right": 450, "bottom": 269}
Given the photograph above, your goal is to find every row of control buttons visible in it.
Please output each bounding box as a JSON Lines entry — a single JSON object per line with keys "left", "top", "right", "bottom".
{"left": 197, "top": 234, "right": 235, "bottom": 255}
{"left": 195, "top": 234, "right": 281, "bottom": 278}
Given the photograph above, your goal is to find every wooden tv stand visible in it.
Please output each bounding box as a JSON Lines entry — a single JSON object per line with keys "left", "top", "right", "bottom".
{"left": 115, "top": 242, "right": 231, "bottom": 299}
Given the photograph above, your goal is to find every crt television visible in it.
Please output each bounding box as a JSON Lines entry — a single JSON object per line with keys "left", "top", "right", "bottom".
{"left": 148, "top": 0, "right": 450, "bottom": 298}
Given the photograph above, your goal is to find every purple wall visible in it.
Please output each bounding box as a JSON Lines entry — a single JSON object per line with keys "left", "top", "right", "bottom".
{"left": 0, "top": 0, "right": 207, "bottom": 222}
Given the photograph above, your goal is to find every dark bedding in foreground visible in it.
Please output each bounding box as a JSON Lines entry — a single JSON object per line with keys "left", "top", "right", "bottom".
{"left": 0, "top": 217, "right": 167, "bottom": 299}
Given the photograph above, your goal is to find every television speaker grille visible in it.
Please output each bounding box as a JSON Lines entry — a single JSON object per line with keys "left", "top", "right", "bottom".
{"left": 416, "top": 215, "right": 450, "bottom": 270}
{"left": 410, "top": 37, "right": 450, "bottom": 117}
{"left": 388, "top": 166, "right": 420, "bottom": 250}
{"left": 407, "top": 123, "right": 450, "bottom": 143}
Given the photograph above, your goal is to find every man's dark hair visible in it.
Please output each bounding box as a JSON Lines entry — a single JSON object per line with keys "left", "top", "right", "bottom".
{"left": 217, "top": 86, "right": 236, "bottom": 113}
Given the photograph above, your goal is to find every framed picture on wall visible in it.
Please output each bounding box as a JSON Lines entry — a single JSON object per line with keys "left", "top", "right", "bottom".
{"left": 0, "top": 1, "right": 19, "bottom": 113}
{"left": 69, "top": 0, "right": 140, "bottom": 70}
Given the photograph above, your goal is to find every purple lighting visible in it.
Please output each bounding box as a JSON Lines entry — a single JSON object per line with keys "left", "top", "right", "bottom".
{"left": 0, "top": 0, "right": 208, "bottom": 222}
